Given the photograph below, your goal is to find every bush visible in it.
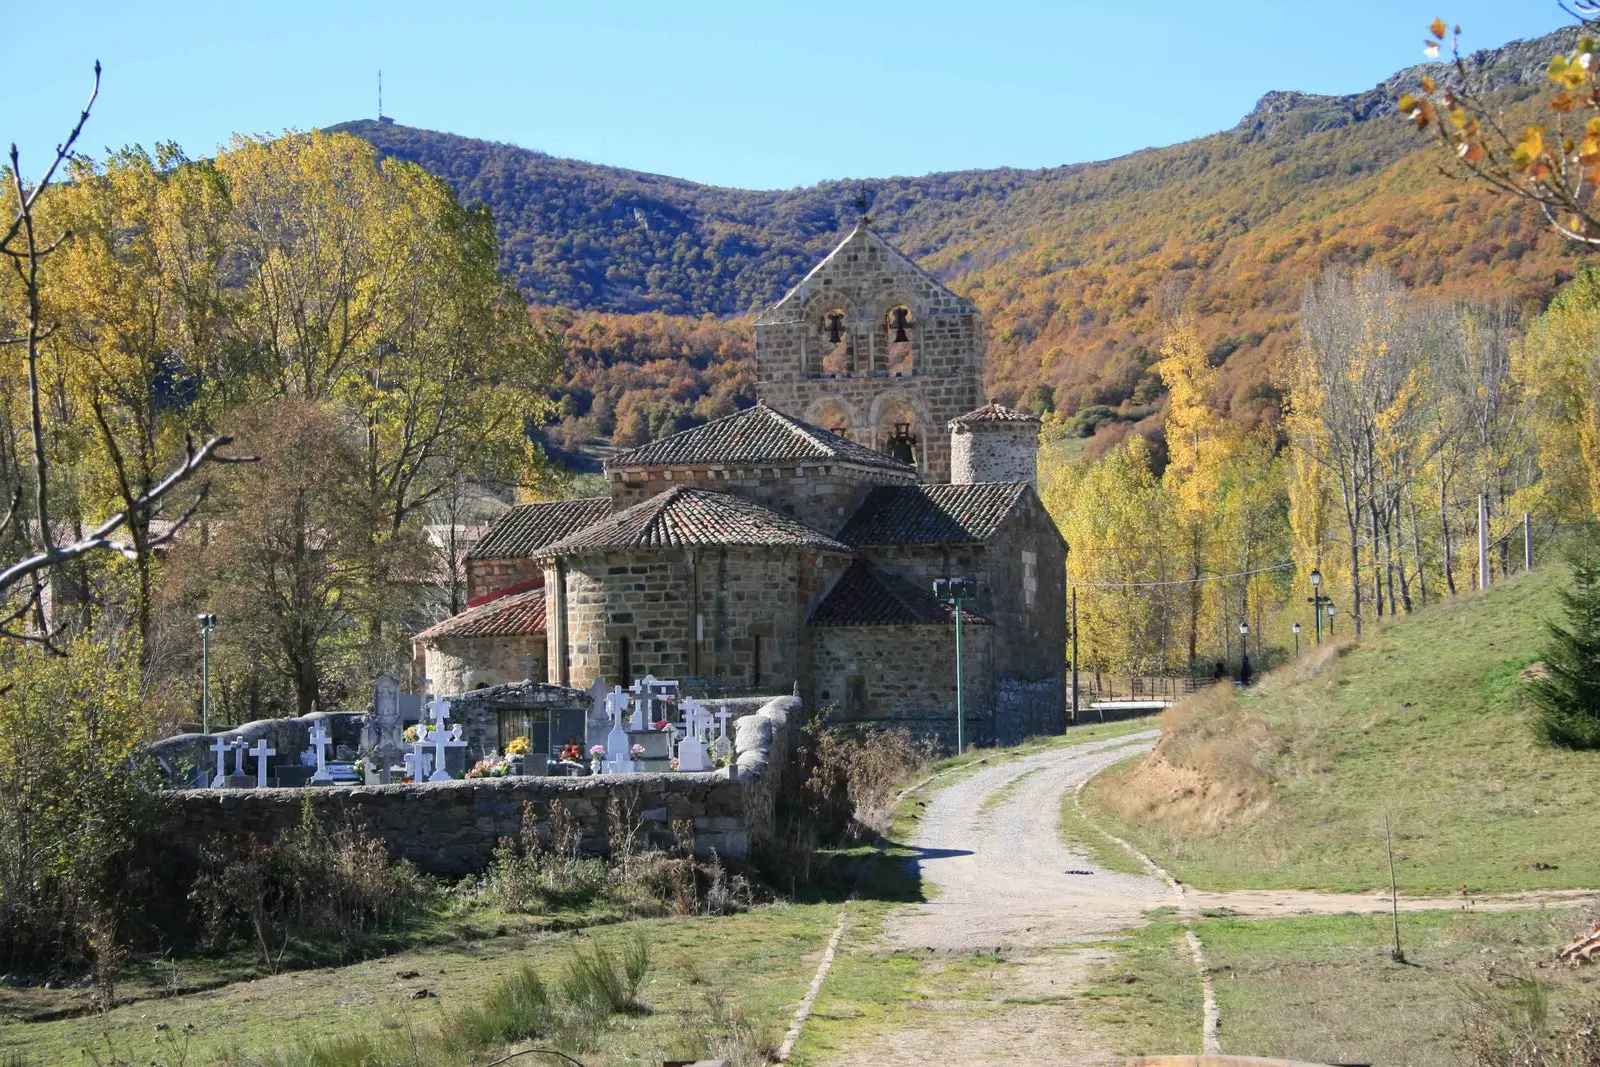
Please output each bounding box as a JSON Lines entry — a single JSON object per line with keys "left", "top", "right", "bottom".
{"left": 444, "top": 964, "right": 552, "bottom": 1047}
{"left": 803, "top": 724, "right": 933, "bottom": 839}
{"left": 189, "top": 797, "right": 430, "bottom": 972}
{"left": 559, "top": 933, "right": 652, "bottom": 1015}
{"left": 1530, "top": 539, "right": 1600, "bottom": 749}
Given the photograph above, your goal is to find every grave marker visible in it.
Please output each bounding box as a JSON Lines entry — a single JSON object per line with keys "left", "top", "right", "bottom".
{"left": 308, "top": 722, "right": 334, "bottom": 784}
{"left": 249, "top": 738, "right": 276, "bottom": 789}
{"left": 210, "top": 735, "right": 233, "bottom": 788}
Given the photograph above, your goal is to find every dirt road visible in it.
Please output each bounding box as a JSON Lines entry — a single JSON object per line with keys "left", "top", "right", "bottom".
{"left": 812, "top": 730, "right": 1600, "bottom": 1067}
{"left": 823, "top": 730, "right": 1167, "bottom": 1067}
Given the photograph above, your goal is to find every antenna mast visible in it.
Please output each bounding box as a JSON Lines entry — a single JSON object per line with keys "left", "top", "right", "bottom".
{"left": 378, "top": 70, "right": 383, "bottom": 120}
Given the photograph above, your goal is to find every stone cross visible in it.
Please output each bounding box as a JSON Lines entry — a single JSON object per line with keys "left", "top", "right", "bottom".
{"left": 250, "top": 738, "right": 276, "bottom": 789}
{"left": 605, "top": 686, "right": 629, "bottom": 730}
{"left": 604, "top": 688, "right": 632, "bottom": 772}
{"left": 628, "top": 674, "right": 657, "bottom": 730}
{"left": 676, "top": 698, "right": 710, "bottom": 772}
{"left": 426, "top": 696, "right": 455, "bottom": 782}
{"left": 210, "top": 735, "right": 233, "bottom": 788}
{"left": 520, "top": 656, "right": 536, "bottom": 682}
{"left": 308, "top": 722, "right": 334, "bottom": 785}
{"left": 369, "top": 673, "right": 402, "bottom": 784}
{"left": 715, "top": 708, "right": 733, "bottom": 756}
{"left": 231, "top": 735, "right": 247, "bottom": 776}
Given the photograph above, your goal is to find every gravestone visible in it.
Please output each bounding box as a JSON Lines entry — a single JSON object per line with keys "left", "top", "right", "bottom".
{"left": 308, "top": 722, "right": 334, "bottom": 785}
{"left": 425, "top": 697, "right": 462, "bottom": 783}
{"left": 603, "top": 688, "right": 633, "bottom": 773}
{"left": 676, "top": 697, "right": 711, "bottom": 772}
{"left": 362, "top": 674, "right": 403, "bottom": 785}
{"left": 250, "top": 739, "right": 276, "bottom": 789}
{"left": 210, "top": 735, "right": 233, "bottom": 789}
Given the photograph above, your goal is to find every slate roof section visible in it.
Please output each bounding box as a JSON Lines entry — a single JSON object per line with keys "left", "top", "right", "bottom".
{"left": 414, "top": 586, "right": 547, "bottom": 641}
{"left": 949, "top": 403, "right": 1040, "bottom": 425}
{"left": 838, "top": 483, "right": 1029, "bottom": 545}
{"left": 809, "top": 559, "right": 990, "bottom": 628}
{"left": 605, "top": 403, "right": 914, "bottom": 475}
{"left": 469, "top": 497, "right": 612, "bottom": 560}
{"left": 536, "top": 487, "right": 853, "bottom": 557}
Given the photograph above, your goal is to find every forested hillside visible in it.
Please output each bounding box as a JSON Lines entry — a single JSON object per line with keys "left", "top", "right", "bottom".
{"left": 334, "top": 25, "right": 1581, "bottom": 439}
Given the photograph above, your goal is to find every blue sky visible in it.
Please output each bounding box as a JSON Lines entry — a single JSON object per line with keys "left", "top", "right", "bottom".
{"left": 5, "top": 1, "right": 1566, "bottom": 191}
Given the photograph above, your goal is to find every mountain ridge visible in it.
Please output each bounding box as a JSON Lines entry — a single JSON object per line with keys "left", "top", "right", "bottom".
{"left": 331, "top": 23, "right": 1584, "bottom": 442}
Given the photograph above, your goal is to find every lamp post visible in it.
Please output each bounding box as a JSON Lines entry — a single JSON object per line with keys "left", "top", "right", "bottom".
{"left": 197, "top": 613, "right": 217, "bottom": 733}
{"left": 1308, "top": 568, "right": 1327, "bottom": 646}
{"left": 934, "top": 577, "right": 977, "bottom": 753}
{"left": 1292, "top": 621, "right": 1301, "bottom": 658}
{"left": 1238, "top": 620, "right": 1252, "bottom": 686}
{"left": 1326, "top": 602, "right": 1337, "bottom": 637}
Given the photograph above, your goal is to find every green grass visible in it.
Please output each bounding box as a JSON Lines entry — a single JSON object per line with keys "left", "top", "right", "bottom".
{"left": 0, "top": 904, "right": 852, "bottom": 1067}
{"left": 1079, "top": 923, "right": 1204, "bottom": 1058}
{"left": 1059, "top": 750, "right": 1153, "bottom": 877}
{"left": 1198, "top": 907, "right": 1594, "bottom": 1066}
{"left": 1089, "top": 567, "right": 1600, "bottom": 893}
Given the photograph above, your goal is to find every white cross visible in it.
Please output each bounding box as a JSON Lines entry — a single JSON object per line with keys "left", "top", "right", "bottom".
{"left": 249, "top": 738, "right": 276, "bottom": 788}
{"left": 232, "top": 736, "right": 247, "bottom": 776}
{"left": 427, "top": 696, "right": 454, "bottom": 782}
{"left": 606, "top": 686, "right": 629, "bottom": 730}
{"left": 308, "top": 722, "right": 333, "bottom": 784}
{"left": 716, "top": 708, "right": 733, "bottom": 745}
{"left": 407, "top": 740, "right": 432, "bottom": 781}
{"left": 210, "top": 736, "right": 232, "bottom": 788}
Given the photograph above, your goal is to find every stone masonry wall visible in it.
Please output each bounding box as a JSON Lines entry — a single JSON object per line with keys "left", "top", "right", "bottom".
{"left": 149, "top": 711, "right": 366, "bottom": 788}
{"left": 422, "top": 634, "right": 547, "bottom": 696}
{"left": 548, "top": 549, "right": 847, "bottom": 693}
{"left": 466, "top": 557, "right": 543, "bottom": 603}
{"left": 753, "top": 227, "right": 983, "bottom": 485}
{"left": 157, "top": 696, "right": 800, "bottom": 877}
{"left": 812, "top": 624, "right": 996, "bottom": 748}
{"left": 951, "top": 422, "right": 1040, "bottom": 488}
{"left": 607, "top": 461, "right": 911, "bottom": 537}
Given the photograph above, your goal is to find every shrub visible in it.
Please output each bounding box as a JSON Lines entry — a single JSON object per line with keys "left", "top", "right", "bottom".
{"left": 559, "top": 933, "right": 652, "bottom": 1015}
{"left": 189, "top": 797, "right": 430, "bottom": 971}
{"left": 444, "top": 964, "right": 552, "bottom": 1047}
{"left": 803, "top": 724, "right": 933, "bottom": 839}
{"left": 1530, "top": 539, "right": 1600, "bottom": 749}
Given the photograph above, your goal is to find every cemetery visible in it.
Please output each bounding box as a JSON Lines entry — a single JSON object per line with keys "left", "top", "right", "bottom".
{"left": 155, "top": 676, "right": 799, "bottom": 875}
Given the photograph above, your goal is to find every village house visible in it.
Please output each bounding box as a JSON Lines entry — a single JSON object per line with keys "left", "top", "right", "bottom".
{"left": 415, "top": 220, "right": 1067, "bottom": 746}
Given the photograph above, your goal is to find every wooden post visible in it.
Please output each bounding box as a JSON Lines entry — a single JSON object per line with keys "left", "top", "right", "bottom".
{"left": 1385, "top": 813, "right": 1404, "bottom": 963}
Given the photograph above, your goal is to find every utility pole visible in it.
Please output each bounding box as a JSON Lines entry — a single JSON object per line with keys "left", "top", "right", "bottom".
{"left": 197, "top": 613, "right": 217, "bottom": 733}
{"left": 1478, "top": 493, "right": 1490, "bottom": 591}
{"left": 935, "top": 578, "right": 977, "bottom": 754}
{"left": 1070, "top": 587, "right": 1079, "bottom": 727}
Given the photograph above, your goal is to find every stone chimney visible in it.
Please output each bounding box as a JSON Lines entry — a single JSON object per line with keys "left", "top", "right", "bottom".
{"left": 948, "top": 404, "right": 1040, "bottom": 488}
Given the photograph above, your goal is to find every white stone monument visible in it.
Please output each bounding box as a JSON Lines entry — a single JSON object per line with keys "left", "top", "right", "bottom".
{"left": 249, "top": 738, "right": 276, "bottom": 789}
{"left": 676, "top": 697, "right": 711, "bottom": 772}
{"left": 210, "top": 735, "right": 233, "bottom": 788}
{"left": 425, "top": 696, "right": 457, "bottom": 783}
{"left": 604, "top": 687, "right": 633, "bottom": 773}
{"left": 365, "top": 673, "right": 403, "bottom": 784}
{"left": 308, "top": 722, "right": 334, "bottom": 785}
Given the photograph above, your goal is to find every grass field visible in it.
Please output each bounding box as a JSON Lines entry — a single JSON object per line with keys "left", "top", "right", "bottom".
{"left": 1087, "top": 567, "right": 1600, "bottom": 893}
{"left": 1088, "top": 905, "right": 1599, "bottom": 1067}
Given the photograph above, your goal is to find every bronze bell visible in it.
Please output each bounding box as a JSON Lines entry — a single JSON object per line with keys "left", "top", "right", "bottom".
{"left": 890, "top": 307, "right": 911, "bottom": 344}
{"left": 888, "top": 422, "right": 916, "bottom": 466}
{"left": 825, "top": 312, "right": 845, "bottom": 345}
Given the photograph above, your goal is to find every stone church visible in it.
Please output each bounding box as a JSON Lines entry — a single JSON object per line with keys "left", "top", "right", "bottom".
{"left": 414, "top": 221, "right": 1067, "bottom": 746}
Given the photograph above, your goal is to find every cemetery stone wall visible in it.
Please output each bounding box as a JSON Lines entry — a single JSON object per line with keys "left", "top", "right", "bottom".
{"left": 157, "top": 695, "right": 800, "bottom": 877}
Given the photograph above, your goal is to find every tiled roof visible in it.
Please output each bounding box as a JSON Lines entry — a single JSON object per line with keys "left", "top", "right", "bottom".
{"left": 838, "top": 483, "right": 1029, "bottom": 545}
{"left": 606, "top": 403, "right": 914, "bottom": 475}
{"left": 809, "top": 559, "right": 990, "bottom": 628}
{"left": 949, "top": 403, "right": 1040, "bottom": 426}
{"left": 469, "top": 497, "right": 612, "bottom": 560}
{"left": 537, "top": 487, "right": 853, "bottom": 557}
{"left": 414, "top": 586, "right": 547, "bottom": 642}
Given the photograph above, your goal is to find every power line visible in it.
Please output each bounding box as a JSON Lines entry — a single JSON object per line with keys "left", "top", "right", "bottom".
{"left": 1070, "top": 560, "right": 1297, "bottom": 590}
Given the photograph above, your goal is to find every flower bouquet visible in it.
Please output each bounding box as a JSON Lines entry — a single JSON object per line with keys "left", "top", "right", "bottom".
{"left": 465, "top": 757, "right": 497, "bottom": 779}
{"left": 558, "top": 742, "right": 582, "bottom": 762}
{"left": 629, "top": 743, "right": 646, "bottom": 759}
{"left": 403, "top": 724, "right": 423, "bottom": 744}
{"left": 504, "top": 735, "right": 531, "bottom": 757}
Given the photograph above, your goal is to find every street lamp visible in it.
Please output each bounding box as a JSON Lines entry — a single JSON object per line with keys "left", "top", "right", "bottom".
{"left": 934, "top": 577, "right": 977, "bottom": 753}
{"left": 1326, "top": 602, "right": 1337, "bottom": 637}
{"left": 1292, "top": 621, "right": 1302, "bottom": 658}
{"left": 197, "top": 613, "right": 217, "bottom": 733}
{"left": 1238, "top": 620, "right": 1252, "bottom": 686}
{"left": 1308, "top": 568, "right": 1328, "bottom": 646}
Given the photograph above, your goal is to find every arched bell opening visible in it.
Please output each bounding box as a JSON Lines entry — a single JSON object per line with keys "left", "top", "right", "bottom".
{"left": 878, "top": 304, "right": 916, "bottom": 378}
{"left": 874, "top": 397, "right": 921, "bottom": 471}
{"left": 811, "top": 307, "right": 853, "bottom": 379}
{"left": 807, "top": 397, "right": 855, "bottom": 442}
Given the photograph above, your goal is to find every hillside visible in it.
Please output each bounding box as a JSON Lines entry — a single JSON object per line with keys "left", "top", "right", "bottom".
{"left": 334, "top": 25, "right": 1583, "bottom": 428}
{"left": 1084, "top": 564, "right": 1600, "bottom": 894}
